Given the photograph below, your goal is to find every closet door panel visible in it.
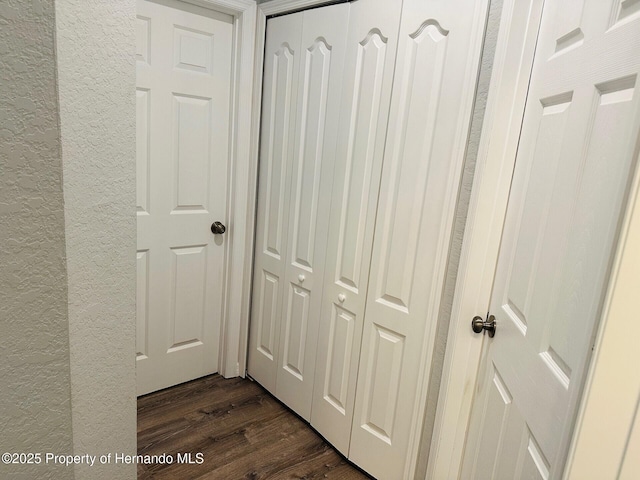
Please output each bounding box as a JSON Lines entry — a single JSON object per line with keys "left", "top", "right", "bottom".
{"left": 248, "top": 13, "right": 303, "bottom": 393}
{"left": 275, "top": 4, "right": 350, "bottom": 420}
{"left": 310, "top": 0, "right": 403, "bottom": 455}
{"left": 375, "top": 21, "right": 449, "bottom": 312}
{"left": 289, "top": 38, "right": 333, "bottom": 272}
{"left": 349, "top": 0, "right": 490, "bottom": 477}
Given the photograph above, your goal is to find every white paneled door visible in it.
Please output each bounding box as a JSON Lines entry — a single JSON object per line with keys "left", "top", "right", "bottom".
{"left": 249, "top": 0, "right": 490, "bottom": 477}
{"left": 310, "top": 0, "right": 404, "bottom": 455}
{"left": 275, "top": 4, "right": 349, "bottom": 419}
{"left": 247, "top": 11, "right": 302, "bottom": 395}
{"left": 136, "top": 0, "right": 233, "bottom": 396}
{"left": 248, "top": 3, "right": 350, "bottom": 420}
{"left": 347, "top": 0, "right": 490, "bottom": 477}
{"left": 461, "top": 0, "right": 640, "bottom": 477}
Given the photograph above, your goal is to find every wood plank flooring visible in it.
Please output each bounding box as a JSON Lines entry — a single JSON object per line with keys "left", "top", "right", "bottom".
{"left": 137, "top": 374, "right": 372, "bottom": 479}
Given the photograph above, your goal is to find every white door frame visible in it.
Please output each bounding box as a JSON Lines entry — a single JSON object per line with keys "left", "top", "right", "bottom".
{"left": 177, "top": 0, "right": 258, "bottom": 378}
{"left": 427, "top": 0, "right": 640, "bottom": 478}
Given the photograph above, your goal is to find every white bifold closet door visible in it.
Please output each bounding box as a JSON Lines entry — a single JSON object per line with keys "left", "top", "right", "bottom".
{"left": 248, "top": 3, "right": 350, "bottom": 420}
{"left": 347, "top": 0, "right": 490, "bottom": 477}
{"left": 249, "top": 0, "right": 489, "bottom": 477}
{"left": 308, "top": 0, "right": 404, "bottom": 455}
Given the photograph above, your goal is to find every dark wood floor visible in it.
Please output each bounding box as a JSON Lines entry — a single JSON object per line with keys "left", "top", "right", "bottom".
{"left": 137, "top": 374, "right": 372, "bottom": 479}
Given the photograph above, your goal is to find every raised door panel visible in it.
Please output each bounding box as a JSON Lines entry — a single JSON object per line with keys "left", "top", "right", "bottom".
{"left": 264, "top": 44, "right": 297, "bottom": 261}
{"left": 169, "top": 245, "right": 208, "bottom": 350}
{"left": 348, "top": 0, "right": 491, "bottom": 476}
{"left": 323, "top": 305, "right": 356, "bottom": 414}
{"left": 310, "top": 0, "right": 404, "bottom": 454}
{"left": 171, "top": 94, "right": 212, "bottom": 212}
{"left": 462, "top": 0, "right": 640, "bottom": 477}
{"left": 465, "top": 366, "right": 520, "bottom": 478}
{"left": 136, "top": 88, "right": 151, "bottom": 214}
{"left": 173, "top": 26, "right": 215, "bottom": 74}
{"left": 289, "top": 38, "right": 332, "bottom": 273}
{"left": 136, "top": 250, "right": 150, "bottom": 360}
{"left": 275, "top": 4, "right": 350, "bottom": 420}
{"left": 248, "top": 12, "right": 303, "bottom": 394}
{"left": 137, "top": 15, "right": 151, "bottom": 65}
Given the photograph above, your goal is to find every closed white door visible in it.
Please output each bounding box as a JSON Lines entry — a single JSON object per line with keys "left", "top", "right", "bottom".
{"left": 248, "top": 3, "right": 350, "bottom": 420}
{"left": 275, "top": 4, "right": 350, "bottom": 419}
{"left": 461, "top": 0, "right": 640, "bottom": 477}
{"left": 347, "top": 0, "right": 490, "bottom": 477}
{"left": 247, "top": 11, "right": 302, "bottom": 397}
{"left": 136, "top": 0, "right": 233, "bottom": 396}
{"left": 309, "top": 0, "right": 403, "bottom": 455}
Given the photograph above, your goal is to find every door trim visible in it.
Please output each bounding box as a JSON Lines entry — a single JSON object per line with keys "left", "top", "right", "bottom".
{"left": 259, "top": 0, "right": 341, "bottom": 17}
{"left": 427, "top": 0, "right": 640, "bottom": 478}
{"left": 177, "top": 0, "right": 258, "bottom": 378}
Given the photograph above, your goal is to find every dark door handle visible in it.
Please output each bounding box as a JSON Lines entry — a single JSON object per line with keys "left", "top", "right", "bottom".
{"left": 472, "top": 315, "right": 496, "bottom": 338}
{"left": 211, "top": 221, "right": 226, "bottom": 235}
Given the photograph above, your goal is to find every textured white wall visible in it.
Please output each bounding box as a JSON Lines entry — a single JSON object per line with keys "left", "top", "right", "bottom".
{"left": 0, "top": 1, "right": 74, "bottom": 478}
{"left": 55, "top": 0, "right": 137, "bottom": 478}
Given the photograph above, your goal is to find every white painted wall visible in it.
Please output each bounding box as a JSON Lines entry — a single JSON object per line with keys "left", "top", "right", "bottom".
{"left": 0, "top": 1, "right": 74, "bottom": 478}
{"left": 55, "top": 0, "right": 138, "bottom": 478}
